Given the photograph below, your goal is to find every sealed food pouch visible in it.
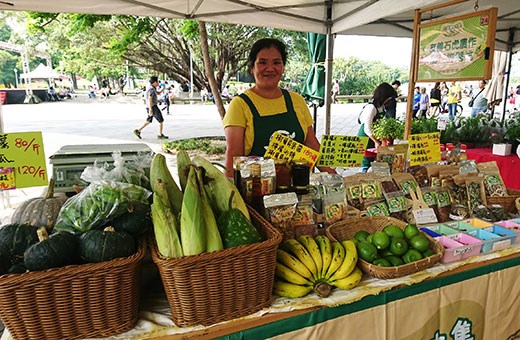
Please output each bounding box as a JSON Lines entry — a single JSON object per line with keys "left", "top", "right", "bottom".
{"left": 477, "top": 161, "right": 507, "bottom": 197}
{"left": 365, "top": 199, "right": 390, "bottom": 217}
{"left": 291, "top": 202, "right": 316, "bottom": 238}
{"left": 392, "top": 172, "right": 418, "bottom": 196}
{"left": 435, "top": 187, "right": 452, "bottom": 222}
{"left": 360, "top": 178, "right": 383, "bottom": 200}
{"left": 263, "top": 192, "right": 298, "bottom": 241}
{"left": 408, "top": 165, "right": 429, "bottom": 187}
{"left": 466, "top": 176, "right": 487, "bottom": 213}
{"left": 384, "top": 190, "right": 407, "bottom": 220}
{"left": 323, "top": 191, "right": 347, "bottom": 226}
{"left": 344, "top": 177, "right": 363, "bottom": 211}
{"left": 449, "top": 175, "right": 469, "bottom": 207}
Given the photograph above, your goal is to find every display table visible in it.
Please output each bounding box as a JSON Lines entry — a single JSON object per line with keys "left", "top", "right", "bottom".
{"left": 466, "top": 148, "right": 520, "bottom": 190}
{"left": 5, "top": 246, "right": 519, "bottom": 340}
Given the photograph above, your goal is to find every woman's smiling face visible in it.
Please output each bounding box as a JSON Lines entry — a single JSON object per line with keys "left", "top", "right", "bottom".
{"left": 251, "top": 46, "right": 284, "bottom": 90}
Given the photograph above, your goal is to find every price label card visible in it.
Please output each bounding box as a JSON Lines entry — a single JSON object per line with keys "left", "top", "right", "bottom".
{"left": 437, "top": 117, "right": 447, "bottom": 131}
{"left": 408, "top": 132, "right": 441, "bottom": 166}
{"left": 0, "top": 131, "right": 47, "bottom": 189}
{"left": 0, "top": 167, "right": 16, "bottom": 190}
{"left": 316, "top": 135, "right": 369, "bottom": 167}
{"left": 413, "top": 207, "right": 439, "bottom": 225}
{"left": 264, "top": 132, "right": 320, "bottom": 168}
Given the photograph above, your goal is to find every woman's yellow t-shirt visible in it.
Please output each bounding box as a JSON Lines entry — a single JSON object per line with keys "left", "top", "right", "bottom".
{"left": 222, "top": 89, "right": 313, "bottom": 155}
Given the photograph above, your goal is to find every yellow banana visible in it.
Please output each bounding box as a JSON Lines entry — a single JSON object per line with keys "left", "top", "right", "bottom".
{"left": 329, "top": 240, "right": 358, "bottom": 281}
{"left": 316, "top": 235, "right": 332, "bottom": 278}
{"left": 281, "top": 239, "right": 318, "bottom": 280}
{"left": 276, "top": 249, "right": 315, "bottom": 281}
{"left": 273, "top": 280, "right": 313, "bottom": 298}
{"left": 330, "top": 266, "right": 363, "bottom": 290}
{"left": 275, "top": 262, "right": 313, "bottom": 286}
{"left": 298, "top": 235, "right": 322, "bottom": 279}
{"left": 325, "top": 241, "right": 346, "bottom": 279}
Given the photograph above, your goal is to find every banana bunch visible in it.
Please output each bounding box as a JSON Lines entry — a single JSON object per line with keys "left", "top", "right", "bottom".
{"left": 274, "top": 235, "right": 362, "bottom": 298}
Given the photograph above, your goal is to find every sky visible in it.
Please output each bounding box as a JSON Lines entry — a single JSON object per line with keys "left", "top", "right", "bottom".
{"left": 333, "top": 35, "right": 413, "bottom": 69}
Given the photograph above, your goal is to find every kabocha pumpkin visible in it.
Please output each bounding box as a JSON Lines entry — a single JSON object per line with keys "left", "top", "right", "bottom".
{"left": 24, "top": 227, "right": 79, "bottom": 271}
{"left": 109, "top": 202, "right": 152, "bottom": 236}
{"left": 0, "top": 252, "right": 10, "bottom": 275}
{"left": 79, "top": 226, "right": 136, "bottom": 263}
{"left": 0, "top": 223, "right": 39, "bottom": 263}
{"left": 11, "top": 179, "right": 68, "bottom": 229}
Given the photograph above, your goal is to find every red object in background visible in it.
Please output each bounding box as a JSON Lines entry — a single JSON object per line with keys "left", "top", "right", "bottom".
{"left": 0, "top": 91, "right": 6, "bottom": 105}
{"left": 466, "top": 148, "right": 520, "bottom": 190}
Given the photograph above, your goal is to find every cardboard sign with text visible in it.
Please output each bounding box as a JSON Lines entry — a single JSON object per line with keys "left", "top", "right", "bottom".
{"left": 0, "top": 131, "right": 47, "bottom": 189}
{"left": 317, "top": 135, "right": 369, "bottom": 168}
{"left": 264, "top": 131, "right": 319, "bottom": 168}
{"left": 408, "top": 132, "right": 441, "bottom": 166}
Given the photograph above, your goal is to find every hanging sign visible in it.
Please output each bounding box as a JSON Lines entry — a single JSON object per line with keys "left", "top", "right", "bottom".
{"left": 316, "top": 135, "right": 368, "bottom": 167}
{"left": 264, "top": 131, "right": 319, "bottom": 168}
{"left": 408, "top": 132, "right": 441, "bottom": 166}
{"left": 416, "top": 8, "right": 497, "bottom": 81}
{"left": 0, "top": 131, "right": 47, "bottom": 189}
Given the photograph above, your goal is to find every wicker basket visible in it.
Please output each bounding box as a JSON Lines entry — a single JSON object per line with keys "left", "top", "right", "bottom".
{"left": 0, "top": 237, "right": 146, "bottom": 340}
{"left": 150, "top": 206, "right": 282, "bottom": 327}
{"left": 326, "top": 216, "right": 443, "bottom": 279}
{"left": 487, "top": 188, "right": 520, "bottom": 213}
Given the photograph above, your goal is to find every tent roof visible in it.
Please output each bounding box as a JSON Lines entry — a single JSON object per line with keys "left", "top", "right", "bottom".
{"left": 20, "top": 63, "right": 61, "bottom": 79}
{"left": 1, "top": 1, "right": 518, "bottom": 50}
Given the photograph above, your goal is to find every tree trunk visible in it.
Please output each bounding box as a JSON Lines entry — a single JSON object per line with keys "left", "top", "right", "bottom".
{"left": 71, "top": 73, "right": 78, "bottom": 90}
{"left": 198, "top": 21, "right": 226, "bottom": 120}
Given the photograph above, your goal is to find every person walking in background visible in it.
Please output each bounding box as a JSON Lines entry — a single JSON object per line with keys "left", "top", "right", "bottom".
{"left": 412, "top": 86, "right": 421, "bottom": 118}
{"left": 358, "top": 82, "right": 395, "bottom": 172}
{"left": 161, "top": 81, "right": 171, "bottom": 115}
{"left": 385, "top": 80, "right": 401, "bottom": 119}
{"left": 429, "top": 82, "right": 441, "bottom": 117}
{"left": 418, "top": 87, "right": 429, "bottom": 118}
{"left": 447, "top": 81, "right": 462, "bottom": 120}
{"left": 133, "top": 75, "right": 169, "bottom": 140}
{"left": 440, "top": 82, "right": 449, "bottom": 112}
{"left": 470, "top": 80, "right": 488, "bottom": 117}
{"left": 332, "top": 80, "right": 340, "bottom": 104}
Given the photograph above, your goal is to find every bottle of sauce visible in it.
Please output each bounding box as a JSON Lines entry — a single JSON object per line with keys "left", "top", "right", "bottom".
{"left": 459, "top": 143, "right": 468, "bottom": 161}
{"left": 291, "top": 160, "right": 310, "bottom": 195}
{"left": 274, "top": 159, "right": 291, "bottom": 193}
{"left": 250, "top": 162, "right": 263, "bottom": 212}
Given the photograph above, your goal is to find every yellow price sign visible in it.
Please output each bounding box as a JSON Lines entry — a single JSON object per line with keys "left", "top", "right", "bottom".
{"left": 264, "top": 132, "right": 320, "bottom": 168}
{"left": 317, "top": 134, "right": 369, "bottom": 167}
{"left": 408, "top": 132, "right": 441, "bottom": 166}
{"left": 0, "top": 167, "right": 16, "bottom": 190}
{"left": 0, "top": 131, "right": 48, "bottom": 189}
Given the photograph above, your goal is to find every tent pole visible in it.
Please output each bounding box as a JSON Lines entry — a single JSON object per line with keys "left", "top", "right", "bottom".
{"left": 405, "top": 9, "right": 421, "bottom": 139}
{"left": 313, "top": 104, "right": 318, "bottom": 134}
{"left": 501, "top": 28, "right": 515, "bottom": 124}
{"left": 324, "top": 0, "right": 333, "bottom": 135}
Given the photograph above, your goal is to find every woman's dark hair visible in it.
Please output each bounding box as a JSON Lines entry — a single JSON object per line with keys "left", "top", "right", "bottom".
{"left": 434, "top": 82, "right": 441, "bottom": 89}
{"left": 247, "top": 38, "right": 288, "bottom": 73}
{"left": 372, "top": 82, "right": 395, "bottom": 107}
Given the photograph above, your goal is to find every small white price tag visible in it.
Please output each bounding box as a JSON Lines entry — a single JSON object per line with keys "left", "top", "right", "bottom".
{"left": 437, "top": 117, "right": 447, "bottom": 131}
{"left": 413, "top": 208, "right": 438, "bottom": 225}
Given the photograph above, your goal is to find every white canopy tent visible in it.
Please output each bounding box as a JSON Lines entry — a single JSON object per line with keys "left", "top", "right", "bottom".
{"left": 19, "top": 63, "right": 61, "bottom": 79}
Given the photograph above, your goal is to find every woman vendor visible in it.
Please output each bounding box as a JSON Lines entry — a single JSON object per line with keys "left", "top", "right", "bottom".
{"left": 223, "top": 38, "right": 334, "bottom": 177}
{"left": 358, "top": 82, "right": 395, "bottom": 173}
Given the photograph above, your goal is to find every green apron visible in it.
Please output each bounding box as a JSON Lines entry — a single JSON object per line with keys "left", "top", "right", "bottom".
{"left": 358, "top": 104, "right": 385, "bottom": 169}
{"left": 239, "top": 89, "right": 305, "bottom": 156}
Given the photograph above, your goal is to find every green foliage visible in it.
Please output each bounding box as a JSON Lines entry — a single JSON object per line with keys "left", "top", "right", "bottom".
{"left": 456, "top": 116, "right": 494, "bottom": 144}
{"left": 411, "top": 117, "right": 438, "bottom": 135}
{"left": 440, "top": 121, "right": 459, "bottom": 145}
{"left": 372, "top": 118, "right": 404, "bottom": 140}
{"left": 505, "top": 112, "right": 520, "bottom": 142}
{"left": 164, "top": 138, "right": 226, "bottom": 155}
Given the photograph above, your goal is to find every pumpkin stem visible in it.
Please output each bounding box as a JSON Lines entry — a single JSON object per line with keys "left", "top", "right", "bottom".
{"left": 45, "top": 178, "right": 56, "bottom": 199}
{"left": 36, "top": 226, "right": 49, "bottom": 242}
{"left": 103, "top": 226, "right": 116, "bottom": 233}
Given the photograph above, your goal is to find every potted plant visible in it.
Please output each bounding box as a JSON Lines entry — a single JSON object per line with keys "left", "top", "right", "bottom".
{"left": 490, "top": 129, "right": 511, "bottom": 156}
{"left": 372, "top": 118, "right": 404, "bottom": 146}
{"left": 505, "top": 113, "right": 520, "bottom": 154}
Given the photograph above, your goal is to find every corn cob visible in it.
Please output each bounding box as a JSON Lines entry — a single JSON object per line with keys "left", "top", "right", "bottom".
{"left": 195, "top": 167, "right": 223, "bottom": 252}
{"left": 150, "top": 153, "right": 183, "bottom": 216}
{"left": 180, "top": 167, "right": 206, "bottom": 255}
{"left": 176, "top": 150, "right": 192, "bottom": 192}
{"left": 191, "top": 156, "right": 250, "bottom": 221}
{"left": 151, "top": 192, "right": 183, "bottom": 258}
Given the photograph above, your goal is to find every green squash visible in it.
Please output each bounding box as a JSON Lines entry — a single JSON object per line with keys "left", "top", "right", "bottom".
{"left": 217, "top": 193, "right": 262, "bottom": 249}
{"left": 109, "top": 202, "right": 152, "bottom": 236}
{"left": 8, "top": 262, "right": 27, "bottom": 274}
{"left": 11, "top": 179, "right": 68, "bottom": 229}
{"left": 24, "top": 227, "right": 79, "bottom": 271}
{"left": 0, "top": 223, "right": 39, "bottom": 262}
{"left": 0, "top": 252, "right": 11, "bottom": 275}
{"left": 79, "top": 226, "right": 136, "bottom": 263}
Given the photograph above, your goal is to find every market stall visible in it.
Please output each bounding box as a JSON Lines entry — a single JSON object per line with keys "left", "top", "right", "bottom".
{"left": 466, "top": 148, "right": 520, "bottom": 190}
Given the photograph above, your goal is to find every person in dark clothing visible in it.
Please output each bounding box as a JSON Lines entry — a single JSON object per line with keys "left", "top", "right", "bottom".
{"left": 384, "top": 80, "right": 401, "bottom": 118}
{"left": 429, "top": 82, "right": 442, "bottom": 117}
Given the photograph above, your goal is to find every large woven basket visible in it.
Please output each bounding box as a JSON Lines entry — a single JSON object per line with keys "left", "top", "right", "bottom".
{"left": 487, "top": 188, "right": 520, "bottom": 213}
{"left": 326, "top": 216, "right": 443, "bottom": 279}
{"left": 0, "top": 237, "right": 146, "bottom": 340}
{"left": 150, "top": 206, "right": 282, "bottom": 327}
